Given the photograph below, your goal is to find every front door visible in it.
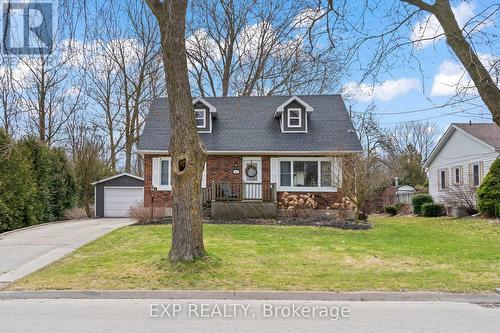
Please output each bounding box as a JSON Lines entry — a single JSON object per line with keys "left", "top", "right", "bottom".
{"left": 242, "top": 157, "right": 262, "bottom": 200}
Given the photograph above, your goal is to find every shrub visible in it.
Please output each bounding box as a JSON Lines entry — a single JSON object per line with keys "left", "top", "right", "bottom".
{"left": 129, "top": 202, "right": 170, "bottom": 224}
{"left": 358, "top": 211, "right": 369, "bottom": 221}
{"left": 64, "top": 206, "right": 91, "bottom": 220}
{"left": 477, "top": 158, "right": 500, "bottom": 216}
{"left": 412, "top": 194, "right": 434, "bottom": 215}
{"left": 19, "top": 138, "right": 77, "bottom": 223}
{"left": 495, "top": 203, "right": 500, "bottom": 218}
{"left": 384, "top": 205, "right": 398, "bottom": 216}
{"left": 394, "top": 203, "right": 404, "bottom": 211}
{"left": 0, "top": 131, "right": 38, "bottom": 233}
{"left": 279, "top": 192, "right": 318, "bottom": 210}
{"left": 332, "top": 197, "right": 356, "bottom": 220}
{"left": 421, "top": 203, "right": 445, "bottom": 217}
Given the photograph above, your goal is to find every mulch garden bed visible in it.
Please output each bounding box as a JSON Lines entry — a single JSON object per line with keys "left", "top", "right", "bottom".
{"left": 204, "top": 217, "right": 372, "bottom": 230}
{"left": 135, "top": 216, "right": 373, "bottom": 230}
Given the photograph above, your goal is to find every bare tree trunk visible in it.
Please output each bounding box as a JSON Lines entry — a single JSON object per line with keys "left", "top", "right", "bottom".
{"left": 403, "top": 0, "right": 500, "bottom": 126}
{"left": 146, "top": 0, "right": 206, "bottom": 262}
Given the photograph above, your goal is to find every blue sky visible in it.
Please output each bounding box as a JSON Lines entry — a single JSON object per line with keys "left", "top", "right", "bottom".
{"left": 341, "top": 1, "right": 498, "bottom": 132}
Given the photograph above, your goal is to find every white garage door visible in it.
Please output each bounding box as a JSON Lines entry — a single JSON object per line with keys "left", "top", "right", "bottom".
{"left": 104, "top": 187, "right": 144, "bottom": 217}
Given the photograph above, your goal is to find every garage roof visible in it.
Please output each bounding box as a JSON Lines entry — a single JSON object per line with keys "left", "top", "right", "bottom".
{"left": 92, "top": 173, "right": 144, "bottom": 185}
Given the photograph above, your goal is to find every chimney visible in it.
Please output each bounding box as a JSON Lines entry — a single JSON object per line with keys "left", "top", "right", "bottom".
{"left": 395, "top": 177, "right": 399, "bottom": 187}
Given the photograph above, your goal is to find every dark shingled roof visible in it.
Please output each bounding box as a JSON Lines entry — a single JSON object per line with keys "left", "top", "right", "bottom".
{"left": 138, "top": 95, "right": 362, "bottom": 153}
{"left": 454, "top": 123, "right": 500, "bottom": 150}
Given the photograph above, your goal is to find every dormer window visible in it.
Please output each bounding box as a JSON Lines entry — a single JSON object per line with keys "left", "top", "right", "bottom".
{"left": 195, "top": 109, "right": 206, "bottom": 128}
{"left": 287, "top": 108, "right": 302, "bottom": 128}
{"left": 275, "top": 96, "right": 313, "bottom": 133}
{"left": 192, "top": 97, "right": 217, "bottom": 133}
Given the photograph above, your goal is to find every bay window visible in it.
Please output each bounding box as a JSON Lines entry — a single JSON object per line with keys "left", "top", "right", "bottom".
{"left": 278, "top": 158, "right": 338, "bottom": 191}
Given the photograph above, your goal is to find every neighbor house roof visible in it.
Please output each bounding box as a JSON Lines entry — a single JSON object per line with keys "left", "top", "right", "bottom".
{"left": 138, "top": 95, "right": 362, "bottom": 154}
{"left": 423, "top": 122, "right": 500, "bottom": 168}
{"left": 453, "top": 123, "right": 500, "bottom": 150}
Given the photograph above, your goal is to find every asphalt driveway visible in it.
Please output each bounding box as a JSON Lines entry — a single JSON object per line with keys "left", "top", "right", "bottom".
{"left": 0, "top": 218, "right": 134, "bottom": 288}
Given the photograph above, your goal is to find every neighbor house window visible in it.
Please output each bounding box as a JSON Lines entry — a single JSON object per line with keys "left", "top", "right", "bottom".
{"left": 194, "top": 109, "right": 206, "bottom": 128}
{"left": 279, "top": 158, "right": 337, "bottom": 190}
{"left": 160, "top": 160, "right": 170, "bottom": 186}
{"left": 287, "top": 108, "right": 302, "bottom": 128}
{"left": 439, "top": 169, "right": 447, "bottom": 191}
{"left": 452, "top": 166, "right": 461, "bottom": 185}
{"left": 471, "top": 163, "right": 481, "bottom": 187}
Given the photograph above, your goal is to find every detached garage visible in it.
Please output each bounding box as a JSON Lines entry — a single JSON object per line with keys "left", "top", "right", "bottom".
{"left": 93, "top": 173, "right": 144, "bottom": 217}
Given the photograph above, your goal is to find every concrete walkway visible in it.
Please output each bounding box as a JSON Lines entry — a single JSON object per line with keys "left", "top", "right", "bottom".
{"left": 0, "top": 218, "right": 134, "bottom": 288}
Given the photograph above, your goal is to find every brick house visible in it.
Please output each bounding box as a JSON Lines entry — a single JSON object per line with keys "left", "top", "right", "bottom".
{"left": 138, "top": 95, "right": 362, "bottom": 214}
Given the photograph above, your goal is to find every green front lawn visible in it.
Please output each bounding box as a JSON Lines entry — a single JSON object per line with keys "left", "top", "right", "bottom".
{"left": 8, "top": 216, "right": 500, "bottom": 292}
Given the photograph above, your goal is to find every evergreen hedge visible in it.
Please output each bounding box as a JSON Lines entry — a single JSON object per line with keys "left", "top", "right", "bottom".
{"left": 384, "top": 205, "right": 398, "bottom": 216}
{"left": 411, "top": 194, "right": 434, "bottom": 215}
{"left": 0, "top": 131, "right": 76, "bottom": 233}
{"left": 477, "top": 158, "right": 500, "bottom": 217}
{"left": 421, "top": 203, "right": 445, "bottom": 217}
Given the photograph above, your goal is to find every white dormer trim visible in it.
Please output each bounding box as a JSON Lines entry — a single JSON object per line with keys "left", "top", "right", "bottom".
{"left": 274, "top": 96, "right": 313, "bottom": 117}
{"left": 193, "top": 97, "right": 217, "bottom": 114}
{"left": 193, "top": 97, "right": 216, "bottom": 133}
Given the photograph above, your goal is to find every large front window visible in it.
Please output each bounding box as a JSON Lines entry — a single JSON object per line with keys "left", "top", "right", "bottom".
{"left": 279, "top": 158, "right": 337, "bottom": 190}
{"left": 293, "top": 161, "right": 318, "bottom": 187}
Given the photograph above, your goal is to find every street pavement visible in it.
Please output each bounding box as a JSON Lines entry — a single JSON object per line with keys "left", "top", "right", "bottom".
{"left": 0, "top": 218, "right": 134, "bottom": 287}
{"left": 0, "top": 298, "right": 498, "bottom": 333}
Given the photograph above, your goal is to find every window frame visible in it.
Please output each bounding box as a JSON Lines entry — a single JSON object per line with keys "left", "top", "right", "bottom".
{"left": 471, "top": 162, "right": 481, "bottom": 187}
{"left": 277, "top": 157, "right": 338, "bottom": 192}
{"left": 194, "top": 108, "right": 206, "bottom": 129}
{"left": 438, "top": 169, "right": 447, "bottom": 191}
{"left": 156, "top": 157, "right": 172, "bottom": 190}
{"left": 452, "top": 166, "right": 461, "bottom": 185}
{"left": 287, "top": 108, "right": 302, "bottom": 128}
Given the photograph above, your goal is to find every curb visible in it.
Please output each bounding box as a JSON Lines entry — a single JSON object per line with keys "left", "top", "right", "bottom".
{"left": 1, "top": 290, "right": 499, "bottom": 303}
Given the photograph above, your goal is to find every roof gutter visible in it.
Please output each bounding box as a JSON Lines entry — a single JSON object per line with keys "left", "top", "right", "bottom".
{"left": 137, "top": 149, "right": 363, "bottom": 156}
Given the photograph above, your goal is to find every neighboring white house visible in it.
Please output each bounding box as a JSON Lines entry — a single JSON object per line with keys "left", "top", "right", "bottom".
{"left": 424, "top": 123, "right": 500, "bottom": 205}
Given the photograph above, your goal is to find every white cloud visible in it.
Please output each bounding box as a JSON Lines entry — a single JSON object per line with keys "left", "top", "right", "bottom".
{"left": 411, "top": 2, "right": 494, "bottom": 49}
{"left": 431, "top": 54, "right": 499, "bottom": 96}
{"left": 343, "top": 77, "right": 420, "bottom": 102}
{"left": 293, "top": 8, "right": 327, "bottom": 28}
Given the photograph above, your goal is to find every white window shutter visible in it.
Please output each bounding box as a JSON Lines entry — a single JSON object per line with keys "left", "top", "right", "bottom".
{"left": 270, "top": 158, "right": 279, "bottom": 184}
{"left": 152, "top": 158, "right": 160, "bottom": 188}
{"left": 202, "top": 163, "right": 207, "bottom": 188}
